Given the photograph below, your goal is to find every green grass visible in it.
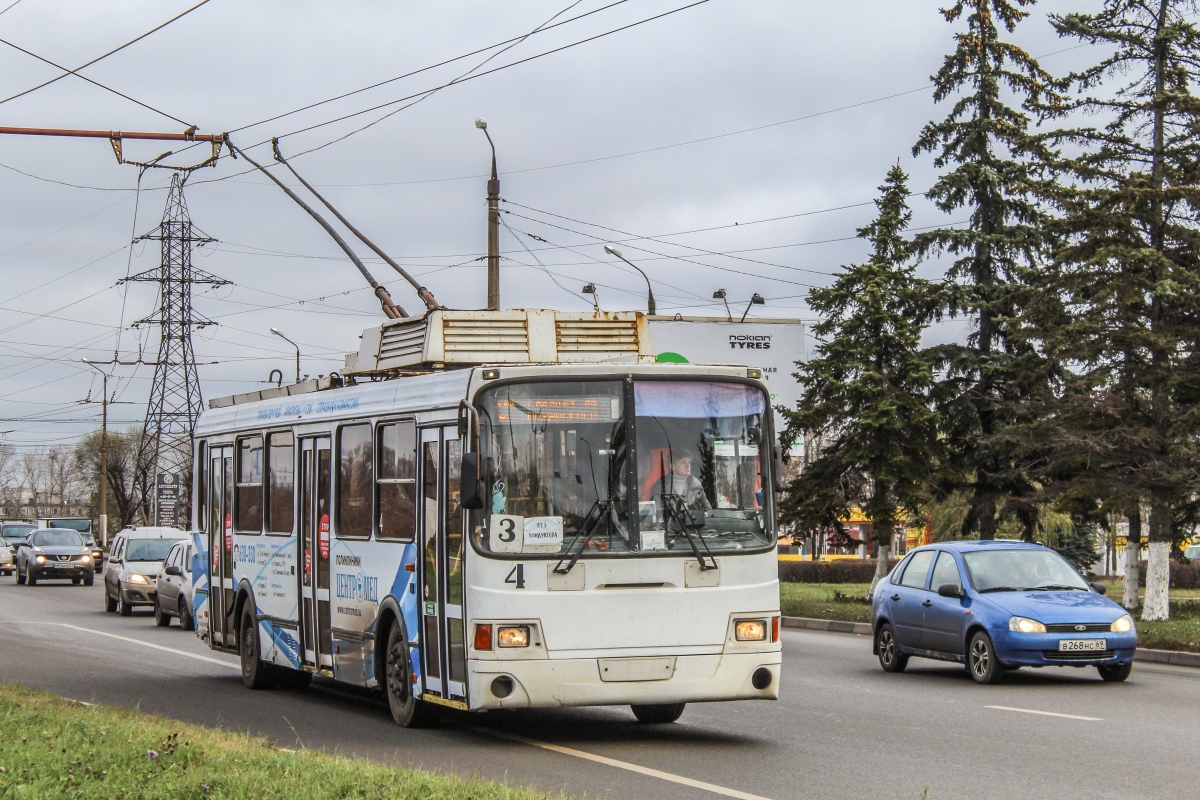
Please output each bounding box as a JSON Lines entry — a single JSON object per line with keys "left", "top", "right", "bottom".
{"left": 779, "top": 582, "right": 873, "bottom": 623}
{"left": 780, "top": 580, "right": 1200, "bottom": 653}
{"left": 0, "top": 683, "right": 556, "bottom": 800}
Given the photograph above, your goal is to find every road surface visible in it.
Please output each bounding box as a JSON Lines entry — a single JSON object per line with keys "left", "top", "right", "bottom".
{"left": 1, "top": 578, "right": 1194, "bottom": 799}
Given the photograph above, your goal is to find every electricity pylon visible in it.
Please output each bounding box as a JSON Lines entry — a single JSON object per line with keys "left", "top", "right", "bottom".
{"left": 124, "top": 172, "right": 228, "bottom": 523}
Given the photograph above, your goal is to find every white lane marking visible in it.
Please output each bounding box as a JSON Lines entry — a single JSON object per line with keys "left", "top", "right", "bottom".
{"left": 477, "top": 728, "right": 774, "bottom": 800}
{"left": 985, "top": 705, "right": 1103, "bottom": 721}
{"left": 51, "top": 623, "right": 239, "bottom": 671}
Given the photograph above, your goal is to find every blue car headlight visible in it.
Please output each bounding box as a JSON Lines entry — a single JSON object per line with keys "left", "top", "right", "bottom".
{"left": 1111, "top": 614, "right": 1134, "bottom": 633}
{"left": 1008, "top": 616, "right": 1046, "bottom": 634}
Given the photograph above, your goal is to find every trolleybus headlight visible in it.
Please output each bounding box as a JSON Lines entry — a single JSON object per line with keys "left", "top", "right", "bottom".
{"left": 497, "top": 626, "right": 530, "bottom": 648}
{"left": 735, "top": 620, "right": 767, "bottom": 641}
{"left": 474, "top": 624, "right": 493, "bottom": 651}
{"left": 1111, "top": 614, "right": 1134, "bottom": 633}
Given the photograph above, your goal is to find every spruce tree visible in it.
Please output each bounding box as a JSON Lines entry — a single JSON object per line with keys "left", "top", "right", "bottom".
{"left": 913, "top": 0, "right": 1059, "bottom": 541}
{"left": 780, "top": 165, "right": 939, "bottom": 599}
{"left": 1036, "top": 0, "right": 1200, "bottom": 621}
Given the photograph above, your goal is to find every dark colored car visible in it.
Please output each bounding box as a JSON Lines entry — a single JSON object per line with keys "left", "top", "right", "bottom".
{"left": 871, "top": 540, "right": 1137, "bottom": 684}
{"left": 78, "top": 532, "right": 106, "bottom": 574}
{"left": 1, "top": 522, "right": 35, "bottom": 552}
{"left": 14, "top": 529, "right": 95, "bottom": 586}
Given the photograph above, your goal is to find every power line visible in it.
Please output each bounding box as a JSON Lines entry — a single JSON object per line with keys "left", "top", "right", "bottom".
{"left": 0, "top": 36, "right": 189, "bottom": 125}
{"left": 0, "top": 0, "right": 213, "bottom": 113}
{"left": 227, "top": 0, "right": 633, "bottom": 138}
{"left": 189, "top": 0, "right": 714, "bottom": 185}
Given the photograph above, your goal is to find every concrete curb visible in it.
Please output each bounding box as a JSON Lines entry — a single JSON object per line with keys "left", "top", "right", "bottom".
{"left": 1134, "top": 647, "right": 1200, "bottom": 668}
{"left": 781, "top": 616, "right": 1200, "bottom": 668}
{"left": 782, "top": 616, "right": 871, "bottom": 636}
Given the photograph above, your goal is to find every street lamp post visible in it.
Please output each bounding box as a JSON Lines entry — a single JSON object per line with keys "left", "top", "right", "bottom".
{"left": 270, "top": 328, "right": 301, "bottom": 385}
{"left": 81, "top": 360, "right": 109, "bottom": 547}
{"left": 602, "top": 245, "right": 656, "bottom": 315}
{"left": 476, "top": 118, "right": 501, "bottom": 311}
{"left": 740, "top": 292, "right": 766, "bottom": 323}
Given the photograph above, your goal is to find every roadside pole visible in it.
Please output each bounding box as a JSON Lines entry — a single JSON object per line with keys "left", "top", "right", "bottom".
{"left": 99, "top": 372, "right": 108, "bottom": 549}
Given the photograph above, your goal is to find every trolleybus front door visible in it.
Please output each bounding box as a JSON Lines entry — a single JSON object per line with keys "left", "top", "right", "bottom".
{"left": 299, "top": 436, "right": 333, "bottom": 671}
{"left": 206, "top": 445, "right": 233, "bottom": 649}
{"left": 418, "top": 426, "right": 468, "bottom": 702}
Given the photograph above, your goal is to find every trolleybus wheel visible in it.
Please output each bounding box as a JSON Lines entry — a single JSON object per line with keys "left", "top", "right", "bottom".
{"left": 385, "top": 622, "right": 435, "bottom": 728}
{"left": 240, "top": 607, "right": 276, "bottom": 690}
{"left": 630, "top": 703, "right": 686, "bottom": 724}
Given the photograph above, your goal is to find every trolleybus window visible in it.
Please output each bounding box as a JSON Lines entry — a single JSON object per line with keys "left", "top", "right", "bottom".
{"left": 236, "top": 436, "right": 263, "bottom": 533}
{"left": 377, "top": 421, "right": 416, "bottom": 541}
{"left": 337, "top": 423, "right": 372, "bottom": 539}
{"left": 473, "top": 379, "right": 774, "bottom": 557}
{"left": 267, "top": 431, "right": 294, "bottom": 534}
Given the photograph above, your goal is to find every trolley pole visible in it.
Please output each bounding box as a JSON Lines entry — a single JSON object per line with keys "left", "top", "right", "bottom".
{"left": 477, "top": 119, "right": 501, "bottom": 310}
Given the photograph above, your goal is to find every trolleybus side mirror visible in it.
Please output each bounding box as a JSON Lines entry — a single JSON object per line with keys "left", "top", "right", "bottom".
{"left": 461, "top": 452, "right": 484, "bottom": 510}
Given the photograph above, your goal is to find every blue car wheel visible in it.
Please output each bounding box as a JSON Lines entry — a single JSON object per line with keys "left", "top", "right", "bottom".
{"left": 876, "top": 623, "right": 908, "bottom": 673}
{"left": 968, "top": 631, "right": 1003, "bottom": 685}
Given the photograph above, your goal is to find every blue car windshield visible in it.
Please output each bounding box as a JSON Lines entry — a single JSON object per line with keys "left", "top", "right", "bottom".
{"left": 963, "top": 549, "right": 1090, "bottom": 592}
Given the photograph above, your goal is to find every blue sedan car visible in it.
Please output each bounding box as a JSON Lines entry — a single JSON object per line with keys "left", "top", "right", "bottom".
{"left": 871, "top": 540, "right": 1137, "bottom": 684}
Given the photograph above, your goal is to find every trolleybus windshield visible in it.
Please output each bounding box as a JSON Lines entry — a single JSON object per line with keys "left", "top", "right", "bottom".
{"left": 474, "top": 379, "right": 774, "bottom": 558}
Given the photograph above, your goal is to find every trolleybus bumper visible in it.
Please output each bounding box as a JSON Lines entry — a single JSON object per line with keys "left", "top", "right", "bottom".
{"left": 468, "top": 652, "right": 781, "bottom": 710}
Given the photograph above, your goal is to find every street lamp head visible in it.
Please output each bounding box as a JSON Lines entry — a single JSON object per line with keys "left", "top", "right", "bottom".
{"left": 475, "top": 118, "right": 487, "bottom": 130}
{"left": 713, "top": 289, "right": 727, "bottom": 299}
{"left": 582, "top": 283, "right": 597, "bottom": 295}
{"left": 603, "top": 245, "right": 622, "bottom": 258}
{"left": 751, "top": 292, "right": 766, "bottom": 305}
{"left": 270, "top": 327, "right": 281, "bottom": 336}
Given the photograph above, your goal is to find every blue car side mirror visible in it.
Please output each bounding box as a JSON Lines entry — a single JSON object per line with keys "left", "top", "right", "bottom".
{"left": 1090, "top": 582, "right": 1107, "bottom": 595}
{"left": 937, "top": 583, "right": 963, "bottom": 599}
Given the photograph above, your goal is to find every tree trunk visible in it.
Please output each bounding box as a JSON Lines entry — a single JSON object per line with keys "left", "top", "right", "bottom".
{"left": 869, "top": 541, "right": 891, "bottom": 601}
{"left": 1142, "top": 493, "right": 1171, "bottom": 621}
{"left": 976, "top": 492, "right": 997, "bottom": 540}
{"left": 1123, "top": 507, "right": 1141, "bottom": 611}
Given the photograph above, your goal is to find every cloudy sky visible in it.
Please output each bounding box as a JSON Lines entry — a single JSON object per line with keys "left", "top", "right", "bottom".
{"left": 0, "top": 0, "right": 1105, "bottom": 453}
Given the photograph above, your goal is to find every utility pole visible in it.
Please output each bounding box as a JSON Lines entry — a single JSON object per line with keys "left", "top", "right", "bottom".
{"left": 476, "top": 119, "right": 501, "bottom": 310}
{"left": 83, "top": 358, "right": 144, "bottom": 546}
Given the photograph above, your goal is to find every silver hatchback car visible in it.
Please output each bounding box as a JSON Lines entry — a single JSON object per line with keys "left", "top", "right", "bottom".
{"left": 154, "top": 537, "right": 197, "bottom": 630}
{"left": 104, "top": 527, "right": 188, "bottom": 616}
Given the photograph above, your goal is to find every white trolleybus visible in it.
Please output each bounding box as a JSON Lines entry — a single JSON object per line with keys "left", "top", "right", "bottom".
{"left": 190, "top": 310, "right": 781, "bottom": 726}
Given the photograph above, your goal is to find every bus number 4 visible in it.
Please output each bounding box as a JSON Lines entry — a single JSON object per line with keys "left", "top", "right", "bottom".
{"left": 504, "top": 564, "right": 526, "bottom": 589}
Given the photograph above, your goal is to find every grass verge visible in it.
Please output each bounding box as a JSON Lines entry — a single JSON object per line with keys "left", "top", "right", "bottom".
{"left": 0, "top": 683, "right": 555, "bottom": 800}
{"left": 780, "top": 581, "right": 1200, "bottom": 653}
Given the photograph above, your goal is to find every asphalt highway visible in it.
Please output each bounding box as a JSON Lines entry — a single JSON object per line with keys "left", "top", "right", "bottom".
{"left": 1, "top": 578, "right": 1196, "bottom": 800}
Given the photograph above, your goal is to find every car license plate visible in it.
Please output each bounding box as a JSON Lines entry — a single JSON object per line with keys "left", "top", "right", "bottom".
{"left": 54, "top": 562, "right": 74, "bottom": 568}
{"left": 1059, "top": 638, "right": 1107, "bottom": 651}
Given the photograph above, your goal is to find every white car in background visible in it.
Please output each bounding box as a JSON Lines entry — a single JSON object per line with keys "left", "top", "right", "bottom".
{"left": 0, "top": 540, "right": 12, "bottom": 576}
{"left": 104, "top": 526, "right": 188, "bottom": 616}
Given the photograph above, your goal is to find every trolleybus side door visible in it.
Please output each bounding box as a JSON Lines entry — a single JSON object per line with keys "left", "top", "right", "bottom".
{"left": 206, "top": 445, "right": 233, "bottom": 649}
{"left": 418, "top": 426, "right": 469, "bottom": 703}
{"left": 299, "top": 436, "right": 333, "bottom": 671}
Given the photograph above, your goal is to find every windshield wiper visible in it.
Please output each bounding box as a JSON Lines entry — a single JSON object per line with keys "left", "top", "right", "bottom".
{"left": 554, "top": 500, "right": 615, "bottom": 575}
{"left": 1030, "top": 583, "right": 1087, "bottom": 592}
{"left": 661, "top": 494, "right": 718, "bottom": 572}
{"left": 978, "top": 586, "right": 1022, "bottom": 593}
